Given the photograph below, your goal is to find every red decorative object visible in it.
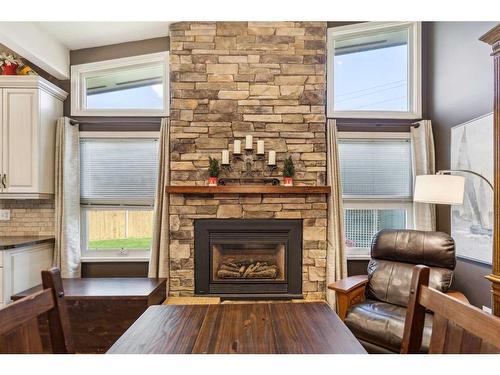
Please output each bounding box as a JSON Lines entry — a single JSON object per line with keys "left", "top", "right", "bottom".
{"left": 208, "top": 177, "right": 218, "bottom": 186}
{"left": 284, "top": 177, "right": 293, "bottom": 186}
{"left": 1, "top": 64, "right": 18, "bottom": 75}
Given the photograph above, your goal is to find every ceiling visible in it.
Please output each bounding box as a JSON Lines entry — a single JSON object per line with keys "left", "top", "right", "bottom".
{"left": 36, "top": 22, "right": 170, "bottom": 50}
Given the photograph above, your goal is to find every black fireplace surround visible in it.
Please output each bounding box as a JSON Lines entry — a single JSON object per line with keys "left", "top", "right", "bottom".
{"left": 194, "top": 219, "right": 303, "bottom": 299}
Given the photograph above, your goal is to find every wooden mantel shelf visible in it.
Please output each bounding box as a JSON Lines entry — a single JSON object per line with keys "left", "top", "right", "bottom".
{"left": 165, "top": 185, "right": 331, "bottom": 194}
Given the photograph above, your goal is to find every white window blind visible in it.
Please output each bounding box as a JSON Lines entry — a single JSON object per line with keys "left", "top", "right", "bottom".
{"left": 339, "top": 139, "right": 412, "bottom": 198}
{"left": 80, "top": 138, "right": 159, "bottom": 205}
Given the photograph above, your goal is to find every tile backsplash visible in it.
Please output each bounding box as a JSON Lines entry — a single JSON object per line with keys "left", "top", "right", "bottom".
{"left": 0, "top": 200, "right": 55, "bottom": 236}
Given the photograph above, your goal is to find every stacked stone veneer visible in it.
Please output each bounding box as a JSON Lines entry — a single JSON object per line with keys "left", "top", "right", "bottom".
{"left": 169, "top": 22, "right": 328, "bottom": 299}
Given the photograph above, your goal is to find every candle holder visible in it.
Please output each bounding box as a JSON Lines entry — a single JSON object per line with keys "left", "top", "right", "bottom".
{"left": 267, "top": 164, "right": 278, "bottom": 173}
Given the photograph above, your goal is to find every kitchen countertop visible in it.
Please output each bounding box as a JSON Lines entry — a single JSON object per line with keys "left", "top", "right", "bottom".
{"left": 0, "top": 235, "right": 55, "bottom": 250}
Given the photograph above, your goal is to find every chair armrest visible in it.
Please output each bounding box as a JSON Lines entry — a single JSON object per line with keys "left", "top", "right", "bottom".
{"left": 445, "top": 290, "right": 469, "bottom": 304}
{"left": 328, "top": 275, "right": 369, "bottom": 321}
{"left": 328, "top": 275, "right": 369, "bottom": 293}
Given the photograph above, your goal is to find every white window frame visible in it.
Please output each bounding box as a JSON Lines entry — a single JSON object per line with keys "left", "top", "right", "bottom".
{"left": 327, "top": 22, "right": 422, "bottom": 120}
{"left": 79, "top": 131, "right": 159, "bottom": 262}
{"left": 71, "top": 52, "right": 169, "bottom": 117}
{"left": 339, "top": 132, "right": 414, "bottom": 259}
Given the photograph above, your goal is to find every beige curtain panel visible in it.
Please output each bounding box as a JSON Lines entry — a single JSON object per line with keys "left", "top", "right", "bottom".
{"left": 54, "top": 117, "right": 81, "bottom": 278}
{"left": 148, "top": 118, "right": 171, "bottom": 280}
{"left": 411, "top": 120, "right": 437, "bottom": 231}
{"left": 326, "top": 119, "right": 348, "bottom": 310}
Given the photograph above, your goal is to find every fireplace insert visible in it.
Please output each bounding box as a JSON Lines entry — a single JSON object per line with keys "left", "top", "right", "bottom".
{"left": 194, "top": 219, "right": 302, "bottom": 299}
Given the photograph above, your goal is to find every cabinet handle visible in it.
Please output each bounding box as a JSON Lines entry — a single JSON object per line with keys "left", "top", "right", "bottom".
{"left": 2, "top": 174, "right": 6, "bottom": 189}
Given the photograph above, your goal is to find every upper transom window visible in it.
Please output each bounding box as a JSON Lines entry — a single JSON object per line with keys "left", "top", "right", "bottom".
{"left": 71, "top": 52, "right": 169, "bottom": 117}
{"left": 327, "top": 22, "right": 421, "bottom": 119}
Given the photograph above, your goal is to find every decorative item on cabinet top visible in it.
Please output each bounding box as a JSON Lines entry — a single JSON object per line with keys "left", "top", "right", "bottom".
{"left": 0, "top": 76, "right": 68, "bottom": 199}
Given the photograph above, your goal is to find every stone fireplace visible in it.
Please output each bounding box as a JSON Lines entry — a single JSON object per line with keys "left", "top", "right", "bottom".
{"left": 194, "top": 219, "right": 302, "bottom": 298}
{"left": 168, "top": 21, "right": 328, "bottom": 300}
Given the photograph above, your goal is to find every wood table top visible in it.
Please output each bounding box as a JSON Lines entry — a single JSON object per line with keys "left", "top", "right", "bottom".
{"left": 107, "top": 302, "right": 367, "bottom": 354}
{"left": 12, "top": 278, "right": 167, "bottom": 300}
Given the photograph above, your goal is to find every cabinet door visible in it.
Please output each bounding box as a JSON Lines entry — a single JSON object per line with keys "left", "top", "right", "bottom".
{"left": 2, "top": 88, "right": 39, "bottom": 193}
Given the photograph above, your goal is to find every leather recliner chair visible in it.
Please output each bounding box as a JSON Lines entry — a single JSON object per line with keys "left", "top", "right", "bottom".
{"left": 329, "top": 229, "right": 466, "bottom": 354}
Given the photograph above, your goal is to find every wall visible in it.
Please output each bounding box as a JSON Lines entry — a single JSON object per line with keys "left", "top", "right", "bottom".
{"left": 427, "top": 21, "right": 497, "bottom": 308}
{"left": 169, "top": 21, "right": 328, "bottom": 298}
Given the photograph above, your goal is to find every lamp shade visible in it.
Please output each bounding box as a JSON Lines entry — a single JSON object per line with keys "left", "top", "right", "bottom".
{"left": 413, "top": 174, "right": 465, "bottom": 205}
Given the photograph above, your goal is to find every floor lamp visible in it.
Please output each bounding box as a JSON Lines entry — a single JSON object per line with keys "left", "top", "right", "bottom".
{"left": 414, "top": 169, "right": 494, "bottom": 309}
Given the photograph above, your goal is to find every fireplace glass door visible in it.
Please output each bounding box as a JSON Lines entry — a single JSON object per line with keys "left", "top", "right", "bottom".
{"left": 212, "top": 242, "right": 286, "bottom": 282}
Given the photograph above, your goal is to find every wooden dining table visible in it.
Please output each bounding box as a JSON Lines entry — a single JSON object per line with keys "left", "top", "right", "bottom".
{"left": 107, "top": 302, "right": 367, "bottom": 354}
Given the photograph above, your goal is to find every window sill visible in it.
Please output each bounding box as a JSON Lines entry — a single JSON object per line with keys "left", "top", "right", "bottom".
{"left": 81, "top": 257, "right": 150, "bottom": 263}
{"left": 346, "top": 249, "right": 371, "bottom": 261}
{"left": 346, "top": 255, "right": 371, "bottom": 261}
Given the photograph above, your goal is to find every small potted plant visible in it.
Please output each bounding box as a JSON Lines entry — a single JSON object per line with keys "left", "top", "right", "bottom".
{"left": 0, "top": 53, "right": 22, "bottom": 75}
{"left": 283, "top": 156, "right": 295, "bottom": 186}
{"left": 208, "top": 156, "right": 220, "bottom": 186}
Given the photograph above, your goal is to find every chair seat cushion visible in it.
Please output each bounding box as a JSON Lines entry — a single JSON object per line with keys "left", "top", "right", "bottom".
{"left": 344, "top": 299, "right": 433, "bottom": 353}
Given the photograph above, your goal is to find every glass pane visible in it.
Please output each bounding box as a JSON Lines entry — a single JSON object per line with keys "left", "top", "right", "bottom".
{"left": 86, "top": 65, "right": 163, "bottom": 110}
{"left": 334, "top": 29, "right": 408, "bottom": 112}
{"left": 344, "top": 209, "right": 406, "bottom": 248}
{"left": 212, "top": 243, "right": 285, "bottom": 281}
{"left": 339, "top": 139, "right": 412, "bottom": 198}
{"left": 87, "top": 210, "right": 153, "bottom": 250}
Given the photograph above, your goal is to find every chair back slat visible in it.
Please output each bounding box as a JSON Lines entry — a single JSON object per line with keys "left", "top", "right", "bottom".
{"left": 460, "top": 330, "right": 483, "bottom": 353}
{"left": 0, "top": 267, "right": 74, "bottom": 354}
{"left": 443, "top": 321, "right": 465, "bottom": 354}
{"left": 402, "top": 265, "right": 500, "bottom": 354}
{"left": 427, "top": 313, "right": 448, "bottom": 354}
{"left": 0, "top": 320, "right": 44, "bottom": 354}
{"left": 0, "top": 289, "right": 54, "bottom": 335}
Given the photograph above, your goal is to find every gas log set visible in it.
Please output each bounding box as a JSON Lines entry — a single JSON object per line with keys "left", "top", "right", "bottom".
{"left": 216, "top": 260, "right": 279, "bottom": 279}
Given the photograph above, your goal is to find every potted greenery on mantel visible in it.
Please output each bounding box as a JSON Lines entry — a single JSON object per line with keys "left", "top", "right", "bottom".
{"left": 208, "top": 157, "right": 220, "bottom": 186}
{"left": 283, "top": 156, "right": 295, "bottom": 186}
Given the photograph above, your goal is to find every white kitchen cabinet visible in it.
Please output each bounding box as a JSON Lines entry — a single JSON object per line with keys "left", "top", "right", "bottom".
{"left": 0, "top": 241, "right": 54, "bottom": 308}
{"left": 0, "top": 76, "right": 67, "bottom": 199}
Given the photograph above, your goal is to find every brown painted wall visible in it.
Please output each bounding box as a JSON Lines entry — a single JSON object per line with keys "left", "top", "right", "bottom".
{"left": 427, "top": 21, "right": 497, "bottom": 308}
{"left": 70, "top": 36, "right": 169, "bottom": 65}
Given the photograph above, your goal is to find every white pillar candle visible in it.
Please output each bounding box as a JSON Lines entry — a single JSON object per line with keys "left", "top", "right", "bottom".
{"left": 257, "top": 140, "right": 264, "bottom": 155}
{"left": 233, "top": 140, "right": 241, "bottom": 154}
{"left": 222, "top": 150, "right": 229, "bottom": 165}
{"left": 245, "top": 135, "right": 253, "bottom": 150}
{"left": 268, "top": 150, "right": 276, "bottom": 166}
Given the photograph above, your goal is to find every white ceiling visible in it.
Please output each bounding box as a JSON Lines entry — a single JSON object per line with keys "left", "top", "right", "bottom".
{"left": 36, "top": 22, "right": 170, "bottom": 50}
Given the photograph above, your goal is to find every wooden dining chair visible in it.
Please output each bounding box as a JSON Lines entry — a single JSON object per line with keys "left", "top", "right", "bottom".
{"left": 401, "top": 265, "right": 500, "bottom": 354}
{"left": 0, "top": 267, "right": 74, "bottom": 354}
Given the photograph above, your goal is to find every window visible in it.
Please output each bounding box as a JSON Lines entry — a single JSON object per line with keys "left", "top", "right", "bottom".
{"left": 71, "top": 52, "right": 169, "bottom": 117}
{"left": 338, "top": 133, "right": 414, "bottom": 258}
{"left": 80, "top": 134, "right": 159, "bottom": 260}
{"left": 327, "top": 22, "right": 421, "bottom": 119}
